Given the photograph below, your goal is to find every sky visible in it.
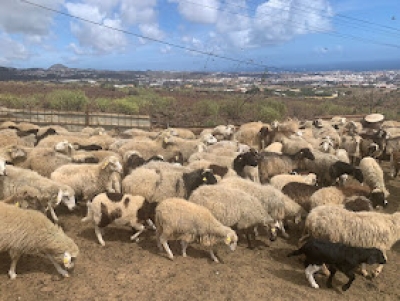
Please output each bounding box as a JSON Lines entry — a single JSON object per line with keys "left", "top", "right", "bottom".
{"left": 0, "top": 0, "right": 399, "bottom": 72}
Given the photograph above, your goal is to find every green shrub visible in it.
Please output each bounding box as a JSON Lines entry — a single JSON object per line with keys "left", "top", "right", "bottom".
{"left": 46, "top": 90, "right": 88, "bottom": 111}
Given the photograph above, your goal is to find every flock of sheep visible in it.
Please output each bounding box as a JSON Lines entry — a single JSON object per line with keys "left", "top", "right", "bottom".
{"left": 0, "top": 114, "right": 399, "bottom": 292}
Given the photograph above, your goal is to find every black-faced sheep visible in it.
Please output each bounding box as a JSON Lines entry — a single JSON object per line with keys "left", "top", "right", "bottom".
{"left": 301, "top": 205, "right": 400, "bottom": 277}
{"left": 0, "top": 202, "right": 79, "bottom": 279}
{"left": 82, "top": 192, "right": 157, "bottom": 246}
{"left": 287, "top": 238, "right": 386, "bottom": 291}
{"left": 155, "top": 197, "right": 238, "bottom": 262}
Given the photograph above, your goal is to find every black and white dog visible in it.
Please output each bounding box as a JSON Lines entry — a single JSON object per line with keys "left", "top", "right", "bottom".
{"left": 288, "top": 238, "right": 386, "bottom": 291}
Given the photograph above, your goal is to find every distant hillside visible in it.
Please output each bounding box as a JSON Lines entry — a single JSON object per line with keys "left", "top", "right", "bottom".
{"left": 48, "top": 64, "right": 68, "bottom": 70}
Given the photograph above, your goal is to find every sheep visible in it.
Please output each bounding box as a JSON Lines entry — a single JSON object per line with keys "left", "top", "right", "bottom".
{"left": 211, "top": 124, "right": 236, "bottom": 141}
{"left": 269, "top": 173, "right": 317, "bottom": 190}
{"left": 287, "top": 237, "right": 386, "bottom": 291}
{"left": 258, "top": 148, "right": 315, "bottom": 184}
{"left": 303, "top": 150, "right": 363, "bottom": 186}
{"left": 232, "top": 149, "right": 260, "bottom": 182}
{"left": 300, "top": 205, "right": 400, "bottom": 277}
{"left": 51, "top": 155, "right": 123, "bottom": 203}
{"left": 263, "top": 141, "right": 283, "bottom": 154}
{"left": 21, "top": 141, "right": 76, "bottom": 178}
{"left": 0, "top": 129, "right": 34, "bottom": 148}
{"left": 308, "top": 185, "right": 388, "bottom": 211}
{"left": 81, "top": 192, "right": 157, "bottom": 246}
{"left": 0, "top": 202, "right": 79, "bottom": 279}
{"left": 390, "top": 151, "right": 400, "bottom": 178}
{"left": 219, "top": 177, "right": 307, "bottom": 238}
{"left": 189, "top": 184, "right": 276, "bottom": 249}
{"left": 0, "top": 165, "right": 76, "bottom": 223}
{"left": 122, "top": 166, "right": 217, "bottom": 204}
{"left": 281, "top": 182, "right": 322, "bottom": 212}
{"left": 0, "top": 144, "right": 28, "bottom": 165}
{"left": 234, "top": 121, "right": 270, "bottom": 150}
{"left": 359, "top": 157, "right": 390, "bottom": 198}
{"left": 187, "top": 160, "right": 237, "bottom": 180}
{"left": 155, "top": 197, "right": 238, "bottom": 262}
{"left": 340, "top": 134, "right": 361, "bottom": 165}
{"left": 169, "top": 127, "right": 196, "bottom": 139}
{"left": 2, "top": 186, "right": 46, "bottom": 212}
{"left": 343, "top": 195, "right": 374, "bottom": 212}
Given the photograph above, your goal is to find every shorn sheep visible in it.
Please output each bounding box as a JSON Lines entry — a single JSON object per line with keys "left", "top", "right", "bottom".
{"left": 155, "top": 197, "right": 238, "bottom": 262}
{"left": 51, "top": 155, "right": 123, "bottom": 202}
{"left": 82, "top": 192, "right": 157, "bottom": 246}
{"left": 287, "top": 238, "right": 386, "bottom": 291}
{"left": 301, "top": 205, "right": 400, "bottom": 277}
{"left": 0, "top": 202, "right": 79, "bottom": 279}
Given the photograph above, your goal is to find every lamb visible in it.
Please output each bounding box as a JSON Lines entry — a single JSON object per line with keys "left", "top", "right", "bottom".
{"left": 0, "top": 165, "right": 76, "bottom": 223}
{"left": 287, "top": 237, "right": 386, "bottom": 291}
{"left": 51, "top": 155, "right": 123, "bottom": 203}
{"left": 258, "top": 148, "right": 315, "bottom": 183}
{"left": 301, "top": 205, "right": 400, "bottom": 277}
{"left": 308, "top": 184, "right": 388, "bottom": 211}
{"left": 359, "top": 156, "right": 390, "bottom": 198}
{"left": 219, "top": 177, "right": 307, "bottom": 237}
{"left": 189, "top": 184, "right": 276, "bottom": 249}
{"left": 82, "top": 192, "right": 157, "bottom": 246}
{"left": 122, "top": 161, "right": 217, "bottom": 203}
{"left": 155, "top": 197, "right": 238, "bottom": 262}
{"left": 0, "top": 202, "right": 79, "bottom": 279}
{"left": 269, "top": 173, "right": 317, "bottom": 190}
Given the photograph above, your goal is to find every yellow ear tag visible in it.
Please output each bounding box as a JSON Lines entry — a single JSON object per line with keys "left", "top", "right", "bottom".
{"left": 203, "top": 177, "right": 207, "bottom": 182}
{"left": 271, "top": 228, "right": 277, "bottom": 233}
{"left": 63, "top": 257, "right": 69, "bottom": 265}
{"left": 102, "top": 161, "right": 109, "bottom": 169}
{"left": 15, "top": 202, "right": 20, "bottom": 207}
{"left": 225, "top": 236, "right": 231, "bottom": 244}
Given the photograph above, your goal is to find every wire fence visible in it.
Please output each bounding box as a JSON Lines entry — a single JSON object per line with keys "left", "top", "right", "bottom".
{"left": 0, "top": 106, "right": 151, "bottom": 131}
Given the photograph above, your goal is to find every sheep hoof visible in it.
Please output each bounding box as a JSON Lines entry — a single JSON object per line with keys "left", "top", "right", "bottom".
{"left": 8, "top": 271, "right": 17, "bottom": 280}
{"left": 311, "top": 283, "right": 319, "bottom": 289}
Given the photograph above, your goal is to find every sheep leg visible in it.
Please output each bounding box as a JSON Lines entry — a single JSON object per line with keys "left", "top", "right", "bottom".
{"left": 8, "top": 250, "right": 21, "bottom": 280}
{"left": 209, "top": 250, "right": 220, "bottom": 263}
{"left": 180, "top": 240, "right": 188, "bottom": 257}
{"left": 130, "top": 224, "right": 145, "bottom": 242}
{"left": 305, "top": 264, "right": 321, "bottom": 289}
{"left": 48, "top": 206, "right": 59, "bottom": 224}
{"left": 279, "top": 221, "right": 289, "bottom": 238}
{"left": 46, "top": 254, "right": 69, "bottom": 278}
{"left": 146, "top": 219, "right": 156, "bottom": 230}
{"left": 159, "top": 236, "right": 174, "bottom": 260}
{"left": 94, "top": 225, "right": 106, "bottom": 246}
{"left": 245, "top": 229, "right": 255, "bottom": 249}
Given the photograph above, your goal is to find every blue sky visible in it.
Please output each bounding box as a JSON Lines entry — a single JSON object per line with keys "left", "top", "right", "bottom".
{"left": 0, "top": 0, "right": 399, "bottom": 71}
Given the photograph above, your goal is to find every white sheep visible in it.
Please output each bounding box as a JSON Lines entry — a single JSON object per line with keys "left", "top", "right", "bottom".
{"left": 51, "top": 155, "right": 123, "bottom": 202}
{"left": 82, "top": 192, "right": 157, "bottom": 246}
{"left": 0, "top": 202, "right": 79, "bottom": 279}
{"left": 269, "top": 173, "right": 317, "bottom": 190}
{"left": 0, "top": 144, "right": 28, "bottom": 166}
{"left": 219, "top": 177, "right": 307, "bottom": 237}
{"left": 359, "top": 156, "right": 390, "bottom": 198}
{"left": 155, "top": 197, "right": 238, "bottom": 262}
{"left": 0, "top": 165, "right": 76, "bottom": 223}
{"left": 188, "top": 184, "right": 276, "bottom": 249}
{"left": 301, "top": 205, "right": 400, "bottom": 277}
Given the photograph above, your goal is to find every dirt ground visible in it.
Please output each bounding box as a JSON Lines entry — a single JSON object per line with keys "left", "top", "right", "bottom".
{"left": 0, "top": 163, "right": 399, "bottom": 301}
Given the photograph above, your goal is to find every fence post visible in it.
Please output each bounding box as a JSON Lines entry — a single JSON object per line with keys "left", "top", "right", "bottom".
{"left": 85, "top": 104, "right": 90, "bottom": 127}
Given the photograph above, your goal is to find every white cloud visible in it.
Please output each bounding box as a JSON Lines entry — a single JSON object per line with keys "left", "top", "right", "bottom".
{"left": 169, "top": 0, "right": 220, "bottom": 24}
{"left": 0, "top": 33, "right": 31, "bottom": 65}
{"left": 0, "top": 0, "right": 64, "bottom": 35}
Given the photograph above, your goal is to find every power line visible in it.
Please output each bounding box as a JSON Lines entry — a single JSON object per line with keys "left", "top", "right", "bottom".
{"left": 19, "top": 0, "right": 279, "bottom": 70}
{"left": 176, "top": 0, "right": 400, "bottom": 48}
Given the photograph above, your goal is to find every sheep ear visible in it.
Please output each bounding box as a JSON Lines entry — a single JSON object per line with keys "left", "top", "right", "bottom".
{"left": 63, "top": 252, "right": 72, "bottom": 265}
{"left": 56, "top": 189, "right": 63, "bottom": 205}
